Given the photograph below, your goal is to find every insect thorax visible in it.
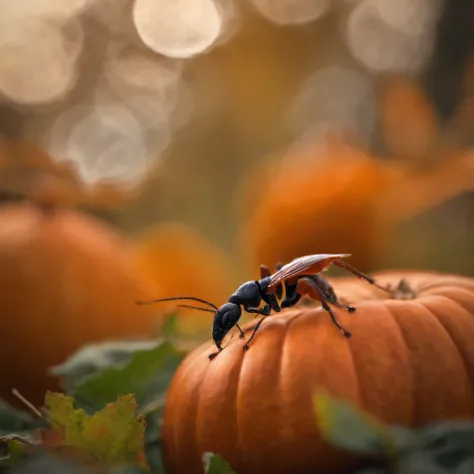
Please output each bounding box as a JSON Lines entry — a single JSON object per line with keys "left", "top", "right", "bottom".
{"left": 229, "top": 280, "right": 261, "bottom": 307}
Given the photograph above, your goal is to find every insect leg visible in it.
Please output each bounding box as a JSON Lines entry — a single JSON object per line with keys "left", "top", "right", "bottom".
{"left": 280, "top": 282, "right": 302, "bottom": 308}
{"left": 300, "top": 277, "right": 351, "bottom": 337}
{"left": 304, "top": 276, "right": 356, "bottom": 313}
{"left": 236, "top": 324, "right": 246, "bottom": 339}
{"left": 245, "top": 305, "right": 272, "bottom": 316}
{"left": 208, "top": 342, "right": 224, "bottom": 360}
{"left": 257, "top": 278, "right": 281, "bottom": 313}
{"left": 260, "top": 290, "right": 281, "bottom": 313}
{"left": 243, "top": 316, "right": 268, "bottom": 351}
{"left": 332, "top": 260, "right": 392, "bottom": 293}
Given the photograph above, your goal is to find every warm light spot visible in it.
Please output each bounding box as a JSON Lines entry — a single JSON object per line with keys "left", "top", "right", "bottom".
{"left": 289, "top": 66, "right": 376, "bottom": 142}
{"left": 45, "top": 105, "right": 158, "bottom": 188}
{"left": 375, "top": 0, "right": 444, "bottom": 36}
{"left": 96, "top": 45, "right": 184, "bottom": 129}
{"left": 248, "top": 0, "right": 331, "bottom": 25}
{"left": 0, "top": 19, "right": 83, "bottom": 105}
{"left": 345, "top": 0, "right": 437, "bottom": 73}
{"left": 132, "top": 0, "right": 223, "bottom": 58}
{"left": 213, "top": 0, "right": 241, "bottom": 46}
{"left": 92, "top": 0, "right": 133, "bottom": 34}
{"left": 4, "top": 0, "right": 94, "bottom": 23}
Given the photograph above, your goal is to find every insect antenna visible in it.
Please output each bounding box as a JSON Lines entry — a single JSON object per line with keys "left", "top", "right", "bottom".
{"left": 176, "top": 304, "right": 216, "bottom": 313}
{"left": 136, "top": 296, "right": 219, "bottom": 310}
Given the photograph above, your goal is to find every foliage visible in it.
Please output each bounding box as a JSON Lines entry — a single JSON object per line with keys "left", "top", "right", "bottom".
{"left": 202, "top": 452, "right": 236, "bottom": 474}
{"left": 0, "top": 400, "right": 45, "bottom": 470}
{"left": 173, "top": 391, "right": 474, "bottom": 474}
{"left": 314, "top": 390, "right": 474, "bottom": 473}
{"left": 0, "top": 333, "right": 185, "bottom": 473}
{"left": 50, "top": 340, "right": 163, "bottom": 394}
{"left": 67, "top": 341, "right": 183, "bottom": 412}
{"left": 45, "top": 392, "right": 147, "bottom": 468}
{"left": 3, "top": 325, "right": 474, "bottom": 474}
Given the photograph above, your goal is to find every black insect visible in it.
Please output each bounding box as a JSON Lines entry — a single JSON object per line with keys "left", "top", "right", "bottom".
{"left": 137, "top": 254, "right": 390, "bottom": 360}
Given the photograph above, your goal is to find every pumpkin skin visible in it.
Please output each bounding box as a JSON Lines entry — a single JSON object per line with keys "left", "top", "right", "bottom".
{"left": 162, "top": 271, "right": 474, "bottom": 474}
{"left": 0, "top": 203, "right": 161, "bottom": 406}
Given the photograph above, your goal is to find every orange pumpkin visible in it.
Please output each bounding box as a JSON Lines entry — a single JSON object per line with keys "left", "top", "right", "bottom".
{"left": 162, "top": 270, "right": 474, "bottom": 474}
{"left": 378, "top": 76, "right": 440, "bottom": 163}
{"left": 238, "top": 140, "right": 394, "bottom": 272}
{"left": 0, "top": 202, "right": 161, "bottom": 406}
{"left": 132, "top": 222, "right": 236, "bottom": 338}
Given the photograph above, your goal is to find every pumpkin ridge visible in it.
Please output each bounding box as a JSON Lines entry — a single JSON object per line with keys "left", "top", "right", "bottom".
{"left": 385, "top": 298, "right": 471, "bottom": 423}
{"left": 347, "top": 301, "right": 414, "bottom": 425}
{"left": 277, "top": 308, "right": 295, "bottom": 403}
{"left": 344, "top": 322, "right": 363, "bottom": 409}
{"left": 233, "top": 342, "right": 248, "bottom": 470}
{"left": 382, "top": 302, "right": 416, "bottom": 425}
{"left": 420, "top": 287, "right": 474, "bottom": 313}
{"left": 419, "top": 280, "right": 474, "bottom": 294}
{"left": 184, "top": 348, "right": 212, "bottom": 469}
{"left": 162, "top": 272, "right": 474, "bottom": 474}
{"left": 417, "top": 294, "right": 474, "bottom": 413}
{"left": 263, "top": 312, "right": 293, "bottom": 472}
{"left": 413, "top": 299, "right": 472, "bottom": 400}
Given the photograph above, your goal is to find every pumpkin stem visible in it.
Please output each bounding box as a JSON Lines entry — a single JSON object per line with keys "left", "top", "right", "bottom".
{"left": 392, "top": 279, "right": 417, "bottom": 300}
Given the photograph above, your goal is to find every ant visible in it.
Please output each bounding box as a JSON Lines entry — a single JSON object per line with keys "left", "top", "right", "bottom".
{"left": 137, "top": 254, "right": 391, "bottom": 360}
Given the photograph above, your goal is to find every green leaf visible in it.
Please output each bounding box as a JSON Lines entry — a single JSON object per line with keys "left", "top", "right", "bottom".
{"left": 162, "top": 312, "right": 179, "bottom": 340}
{"left": 0, "top": 400, "right": 46, "bottom": 470}
{"left": 394, "top": 452, "right": 453, "bottom": 474}
{"left": 313, "top": 390, "right": 395, "bottom": 456}
{"left": 0, "top": 399, "right": 43, "bottom": 436}
{"left": 353, "top": 469, "right": 388, "bottom": 474}
{"left": 50, "top": 340, "right": 163, "bottom": 393}
{"left": 6, "top": 448, "right": 103, "bottom": 474}
{"left": 417, "top": 421, "right": 474, "bottom": 469}
{"left": 45, "top": 392, "right": 148, "bottom": 470}
{"left": 70, "top": 340, "right": 184, "bottom": 413}
{"left": 202, "top": 452, "right": 236, "bottom": 474}
{"left": 50, "top": 339, "right": 186, "bottom": 473}
{"left": 140, "top": 411, "right": 167, "bottom": 474}
{"left": 0, "top": 436, "right": 35, "bottom": 469}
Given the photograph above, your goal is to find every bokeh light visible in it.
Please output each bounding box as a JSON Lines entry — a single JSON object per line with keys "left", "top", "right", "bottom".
{"left": 95, "top": 44, "right": 185, "bottom": 129}
{"left": 375, "top": 0, "right": 444, "bottom": 36}
{"left": 132, "top": 0, "right": 224, "bottom": 58}
{"left": 0, "top": 17, "right": 83, "bottom": 105}
{"left": 2, "top": 0, "right": 474, "bottom": 456}
{"left": 289, "top": 66, "right": 376, "bottom": 142}
{"left": 43, "top": 104, "right": 157, "bottom": 188}
{"left": 344, "top": 0, "right": 440, "bottom": 73}
{"left": 248, "top": 0, "right": 332, "bottom": 26}
{"left": 4, "top": 0, "right": 94, "bottom": 23}
{"left": 92, "top": 0, "right": 135, "bottom": 35}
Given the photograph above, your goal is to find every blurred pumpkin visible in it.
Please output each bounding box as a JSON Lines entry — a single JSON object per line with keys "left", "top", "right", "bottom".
{"left": 132, "top": 222, "right": 236, "bottom": 338}
{"left": 0, "top": 139, "right": 144, "bottom": 209}
{"left": 162, "top": 270, "right": 474, "bottom": 474}
{"left": 378, "top": 63, "right": 474, "bottom": 164}
{"left": 239, "top": 135, "right": 474, "bottom": 277}
{"left": 238, "top": 138, "right": 395, "bottom": 273}
{"left": 0, "top": 202, "right": 161, "bottom": 407}
{"left": 378, "top": 76, "right": 440, "bottom": 163}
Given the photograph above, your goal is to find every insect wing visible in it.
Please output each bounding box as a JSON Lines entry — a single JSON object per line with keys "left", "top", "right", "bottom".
{"left": 267, "top": 254, "right": 351, "bottom": 290}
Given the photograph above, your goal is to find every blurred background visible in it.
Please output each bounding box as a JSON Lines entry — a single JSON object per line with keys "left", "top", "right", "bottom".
{"left": 0, "top": 0, "right": 473, "bottom": 404}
